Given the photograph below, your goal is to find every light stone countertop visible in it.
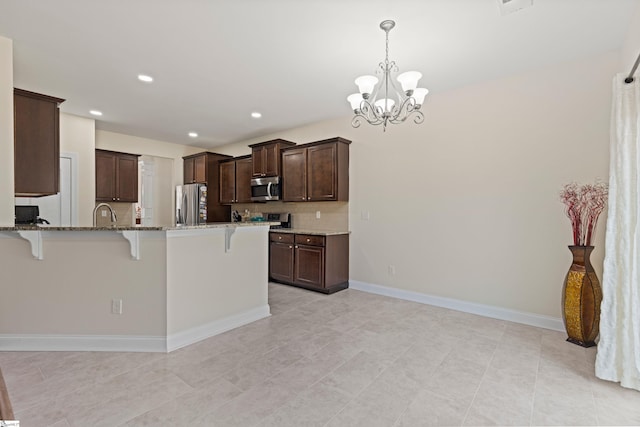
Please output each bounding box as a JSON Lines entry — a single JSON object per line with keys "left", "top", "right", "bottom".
{"left": 0, "top": 222, "right": 279, "bottom": 232}
{"left": 268, "top": 228, "right": 351, "bottom": 236}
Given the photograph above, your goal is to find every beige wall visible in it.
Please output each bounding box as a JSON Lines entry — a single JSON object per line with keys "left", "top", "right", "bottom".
{"left": 0, "top": 231, "right": 167, "bottom": 336}
{"left": 0, "top": 227, "right": 269, "bottom": 351}
{"left": 621, "top": 2, "right": 640, "bottom": 73}
{"left": 60, "top": 113, "right": 96, "bottom": 226}
{"left": 217, "top": 50, "right": 618, "bottom": 319}
{"left": 0, "top": 37, "right": 13, "bottom": 226}
{"left": 166, "top": 226, "right": 269, "bottom": 336}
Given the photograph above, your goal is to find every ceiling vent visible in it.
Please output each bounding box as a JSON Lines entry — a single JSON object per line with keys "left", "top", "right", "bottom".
{"left": 497, "top": 0, "right": 533, "bottom": 15}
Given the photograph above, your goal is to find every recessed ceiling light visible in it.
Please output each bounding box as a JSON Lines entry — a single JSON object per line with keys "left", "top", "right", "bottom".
{"left": 251, "top": 112, "right": 262, "bottom": 119}
{"left": 188, "top": 132, "right": 198, "bottom": 138}
{"left": 89, "top": 110, "right": 103, "bottom": 116}
{"left": 138, "top": 74, "right": 154, "bottom": 83}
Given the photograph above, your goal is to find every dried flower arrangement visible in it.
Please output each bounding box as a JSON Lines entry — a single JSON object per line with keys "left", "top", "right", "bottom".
{"left": 560, "top": 180, "right": 608, "bottom": 246}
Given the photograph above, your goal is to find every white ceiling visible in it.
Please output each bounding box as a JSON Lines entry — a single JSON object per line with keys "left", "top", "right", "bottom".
{"left": 0, "top": 0, "right": 637, "bottom": 148}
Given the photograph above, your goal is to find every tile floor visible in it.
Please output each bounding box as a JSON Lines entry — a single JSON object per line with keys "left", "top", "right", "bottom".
{"left": 2, "top": 283, "right": 640, "bottom": 426}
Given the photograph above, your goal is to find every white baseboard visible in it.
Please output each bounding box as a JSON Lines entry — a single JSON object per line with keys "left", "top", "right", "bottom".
{"left": 166, "top": 304, "right": 271, "bottom": 352}
{"left": 0, "top": 305, "right": 272, "bottom": 353}
{"left": 349, "top": 280, "right": 564, "bottom": 332}
{"left": 0, "top": 334, "right": 167, "bottom": 352}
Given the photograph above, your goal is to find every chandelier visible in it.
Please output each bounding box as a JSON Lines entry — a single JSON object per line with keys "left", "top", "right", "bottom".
{"left": 347, "top": 20, "right": 428, "bottom": 131}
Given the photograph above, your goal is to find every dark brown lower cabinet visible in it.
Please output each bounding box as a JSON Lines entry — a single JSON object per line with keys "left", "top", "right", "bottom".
{"left": 269, "top": 232, "right": 349, "bottom": 294}
{"left": 270, "top": 234, "right": 295, "bottom": 283}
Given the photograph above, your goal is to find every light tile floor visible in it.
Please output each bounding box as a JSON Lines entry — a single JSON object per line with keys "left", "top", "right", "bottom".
{"left": 2, "top": 283, "right": 640, "bottom": 426}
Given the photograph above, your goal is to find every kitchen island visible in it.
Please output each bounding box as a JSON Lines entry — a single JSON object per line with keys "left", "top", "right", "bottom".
{"left": 0, "top": 223, "right": 275, "bottom": 352}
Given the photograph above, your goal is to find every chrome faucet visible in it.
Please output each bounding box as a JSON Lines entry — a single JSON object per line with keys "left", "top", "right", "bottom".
{"left": 93, "top": 203, "right": 118, "bottom": 226}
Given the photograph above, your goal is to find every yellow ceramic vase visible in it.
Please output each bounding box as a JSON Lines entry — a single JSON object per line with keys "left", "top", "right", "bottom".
{"left": 562, "top": 245, "right": 602, "bottom": 347}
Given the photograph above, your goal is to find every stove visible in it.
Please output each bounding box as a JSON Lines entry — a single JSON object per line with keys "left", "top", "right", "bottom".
{"left": 264, "top": 212, "right": 291, "bottom": 229}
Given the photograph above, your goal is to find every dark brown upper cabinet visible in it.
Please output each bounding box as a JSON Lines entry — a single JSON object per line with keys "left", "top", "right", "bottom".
{"left": 183, "top": 152, "right": 232, "bottom": 222}
{"left": 183, "top": 153, "right": 208, "bottom": 184}
{"left": 249, "top": 139, "right": 296, "bottom": 178}
{"left": 281, "top": 137, "right": 350, "bottom": 202}
{"left": 95, "top": 149, "right": 140, "bottom": 203}
{"left": 14, "top": 88, "right": 65, "bottom": 197}
{"left": 219, "top": 155, "right": 252, "bottom": 204}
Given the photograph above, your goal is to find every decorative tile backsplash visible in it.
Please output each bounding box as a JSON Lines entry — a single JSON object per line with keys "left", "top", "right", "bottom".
{"left": 93, "top": 201, "right": 348, "bottom": 231}
{"left": 94, "top": 202, "right": 134, "bottom": 227}
{"left": 233, "top": 201, "right": 349, "bottom": 232}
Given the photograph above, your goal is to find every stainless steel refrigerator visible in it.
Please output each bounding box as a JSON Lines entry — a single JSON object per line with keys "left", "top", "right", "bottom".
{"left": 176, "top": 183, "right": 207, "bottom": 225}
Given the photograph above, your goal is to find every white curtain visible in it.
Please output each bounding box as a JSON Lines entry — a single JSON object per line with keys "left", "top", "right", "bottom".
{"left": 595, "top": 74, "right": 640, "bottom": 391}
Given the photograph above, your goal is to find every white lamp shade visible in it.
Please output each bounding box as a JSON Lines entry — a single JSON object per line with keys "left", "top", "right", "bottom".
{"left": 397, "top": 71, "right": 422, "bottom": 92}
{"left": 374, "top": 98, "right": 395, "bottom": 113}
{"left": 412, "top": 88, "right": 429, "bottom": 105}
{"left": 347, "top": 93, "right": 363, "bottom": 110}
{"left": 355, "top": 75, "right": 379, "bottom": 95}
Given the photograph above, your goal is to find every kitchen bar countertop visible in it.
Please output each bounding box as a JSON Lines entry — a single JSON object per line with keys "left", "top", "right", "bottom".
{"left": 269, "top": 228, "right": 350, "bottom": 236}
{"left": 0, "top": 222, "right": 280, "bottom": 232}
{"left": 0, "top": 221, "right": 272, "bottom": 353}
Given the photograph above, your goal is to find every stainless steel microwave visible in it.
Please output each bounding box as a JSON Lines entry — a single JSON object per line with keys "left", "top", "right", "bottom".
{"left": 251, "top": 176, "right": 280, "bottom": 201}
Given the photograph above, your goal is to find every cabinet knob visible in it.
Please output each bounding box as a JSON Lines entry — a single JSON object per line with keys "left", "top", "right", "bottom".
{"left": 289, "top": 245, "right": 292, "bottom": 249}
{"left": 306, "top": 238, "right": 310, "bottom": 242}
{"left": 117, "top": 198, "right": 120, "bottom": 201}
{"left": 295, "top": 245, "right": 298, "bottom": 249}
{"left": 112, "top": 198, "right": 116, "bottom": 201}
{"left": 278, "top": 236, "right": 282, "bottom": 240}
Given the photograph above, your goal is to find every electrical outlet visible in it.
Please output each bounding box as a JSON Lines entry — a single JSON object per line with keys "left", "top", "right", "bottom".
{"left": 101, "top": 210, "right": 107, "bottom": 217}
{"left": 388, "top": 265, "right": 396, "bottom": 276}
{"left": 111, "top": 298, "right": 123, "bottom": 314}
{"left": 316, "top": 211, "right": 321, "bottom": 219}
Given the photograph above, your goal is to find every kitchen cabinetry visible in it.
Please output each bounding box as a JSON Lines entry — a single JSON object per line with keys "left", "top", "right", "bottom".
{"left": 183, "top": 152, "right": 232, "bottom": 222}
{"left": 281, "top": 137, "right": 350, "bottom": 202}
{"left": 219, "top": 155, "right": 252, "bottom": 204}
{"left": 269, "top": 233, "right": 295, "bottom": 284}
{"left": 183, "top": 154, "right": 207, "bottom": 184}
{"left": 14, "top": 88, "right": 65, "bottom": 197}
{"left": 249, "top": 139, "right": 296, "bottom": 178}
{"left": 269, "top": 232, "right": 349, "bottom": 294}
{"left": 95, "top": 150, "right": 140, "bottom": 202}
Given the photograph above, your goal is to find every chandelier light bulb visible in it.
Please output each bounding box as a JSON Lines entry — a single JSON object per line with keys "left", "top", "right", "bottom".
{"left": 413, "top": 88, "right": 429, "bottom": 105}
{"left": 347, "top": 93, "right": 364, "bottom": 111}
{"left": 355, "top": 75, "right": 379, "bottom": 97}
{"left": 374, "top": 98, "right": 395, "bottom": 113}
{"left": 397, "top": 71, "right": 422, "bottom": 94}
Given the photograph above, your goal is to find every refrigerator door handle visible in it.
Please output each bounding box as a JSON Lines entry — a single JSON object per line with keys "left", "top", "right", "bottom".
{"left": 183, "top": 192, "right": 188, "bottom": 225}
